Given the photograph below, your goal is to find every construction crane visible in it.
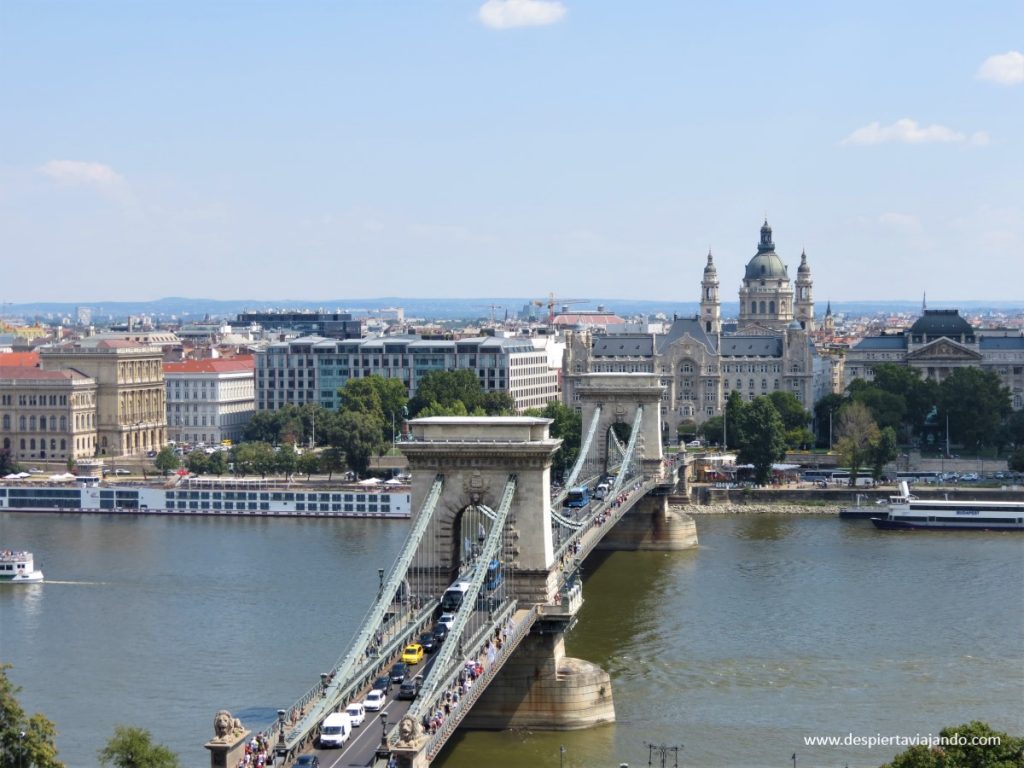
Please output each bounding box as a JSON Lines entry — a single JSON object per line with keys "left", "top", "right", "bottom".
{"left": 531, "top": 293, "right": 589, "bottom": 325}
{"left": 475, "top": 304, "right": 506, "bottom": 325}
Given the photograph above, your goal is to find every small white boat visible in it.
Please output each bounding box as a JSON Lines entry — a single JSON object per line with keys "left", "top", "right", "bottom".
{"left": 0, "top": 550, "right": 44, "bottom": 583}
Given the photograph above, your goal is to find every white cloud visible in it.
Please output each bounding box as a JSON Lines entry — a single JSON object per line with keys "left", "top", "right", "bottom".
{"left": 39, "top": 160, "right": 126, "bottom": 187}
{"left": 479, "top": 0, "right": 567, "bottom": 29}
{"left": 968, "top": 131, "right": 990, "bottom": 147}
{"left": 841, "top": 118, "right": 983, "bottom": 146}
{"left": 976, "top": 51, "right": 1024, "bottom": 85}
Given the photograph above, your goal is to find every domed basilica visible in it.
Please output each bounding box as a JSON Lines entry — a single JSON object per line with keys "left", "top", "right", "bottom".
{"left": 563, "top": 221, "right": 827, "bottom": 430}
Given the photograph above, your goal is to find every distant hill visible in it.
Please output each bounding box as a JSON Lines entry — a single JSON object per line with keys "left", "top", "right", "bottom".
{"left": 5, "top": 296, "right": 1023, "bottom": 323}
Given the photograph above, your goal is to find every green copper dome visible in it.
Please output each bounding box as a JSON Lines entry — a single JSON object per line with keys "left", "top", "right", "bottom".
{"left": 744, "top": 221, "right": 788, "bottom": 280}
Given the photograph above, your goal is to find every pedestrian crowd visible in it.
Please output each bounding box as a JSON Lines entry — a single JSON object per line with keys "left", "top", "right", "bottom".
{"left": 235, "top": 734, "right": 272, "bottom": 768}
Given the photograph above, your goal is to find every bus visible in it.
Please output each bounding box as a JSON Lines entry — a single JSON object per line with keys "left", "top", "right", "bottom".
{"left": 440, "top": 580, "right": 472, "bottom": 612}
{"left": 564, "top": 486, "right": 590, "bottom": 508}
{"left": 484, "top": 559, "right": 502, "bottom": 591}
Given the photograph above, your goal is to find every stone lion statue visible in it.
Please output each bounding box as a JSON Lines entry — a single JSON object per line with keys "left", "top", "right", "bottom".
{"left": 213, "top": 710, "right": 234, "bottom": 740}
{"left": 397, "top": 715, "right": 425, "bottom": 746}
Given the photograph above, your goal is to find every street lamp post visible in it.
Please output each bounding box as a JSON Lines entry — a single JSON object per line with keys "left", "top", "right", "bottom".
{"left": 560, "top": 745, "right": 566, "bottom": 768}
{"left": 380, "top": 713, "right": 389, "bottom": 750}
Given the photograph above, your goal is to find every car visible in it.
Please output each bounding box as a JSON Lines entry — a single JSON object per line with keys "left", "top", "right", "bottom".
{"left": 293, "top": 756, "right": 320, "bottom": 768}
{"left": 437, "top": 612, "right": 456, "bottom": 632}
{"left": 431, "top": 624, "right": 449, "bottom": 647}
{"left": 418, "top": 631, "right": 436, "bottom": 653}
{"left": 401, "top": 643, "right": 425, "bottom": 664}
{"left": 27, "top": 467, "right": 43, "bottom": 474}
{"left": 146, "top": 450, "right": 157, "bottom": 458}
{"left": 397, "top": 675, "right": 422, "bottom": 700}
{"left": 371, "top": 675, "right": 390, "bottom": 692}
{"left": 389, "top": 661, "right": 409, "bottom": 684}
{"left": 687, "top": 440, "right": 702, "bottom": 448}
{"left": 113, "top": 468, "right": 131, "bottom": 475}
{"left": 345, "top": 702, "right": 366, "bottom": 726}
{"left": 362, "top": 688, "right": 386, "bottom": 711}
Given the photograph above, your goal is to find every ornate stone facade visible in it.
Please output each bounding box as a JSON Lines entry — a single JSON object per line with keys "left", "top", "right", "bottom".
{"left": 40, "top": 339, "right": 166, "bottom": 456}
{"left": 564, "top": 222, "right": 823, "bottom": 431}
{"left": 846, "top": 309, "right": 1024, "bottom": 410}
{"left": 0, "top": 367, "right": 98, "bottom": 462}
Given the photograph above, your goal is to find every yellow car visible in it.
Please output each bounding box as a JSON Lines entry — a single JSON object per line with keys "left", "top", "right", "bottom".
{"left": 401, "top": 643, "right": 425, "bottom": 664}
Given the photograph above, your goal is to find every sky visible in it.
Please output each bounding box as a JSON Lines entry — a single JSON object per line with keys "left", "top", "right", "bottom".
{"left": 1, "top": 0, "right": 1022, "bottom": 305}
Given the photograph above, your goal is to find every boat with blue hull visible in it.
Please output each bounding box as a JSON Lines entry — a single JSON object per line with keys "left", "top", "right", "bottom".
{"left": 871, "top": 482, "right": 1024, "bottom": 531}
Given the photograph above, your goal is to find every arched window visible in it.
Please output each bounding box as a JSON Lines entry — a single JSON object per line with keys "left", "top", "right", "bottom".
{"left": 759, "top": 301, "right": 766, "bottom": 314}
{"left": 30, "top": 438, "right": 36, "bottom": 450}
{"left": 29, "top": 415, "right": 37, "bottom": 431}
{"left": 769, "top": 301, "right": 775, "bottom": 314}
{"left": 20, "top": 439, "right": 25, "bottom": 449}
{"left": 50, "top": 439, "right": 56, "bottom": 450}
{"left": 2, "top": 438, "right": 9, "bottom": 450}
{"left": 19, "top": 416, "right": 26, "bottom": 430}
{"left": 1, "top": 415, "right": 8, "bottom": 430}
{"left": 60, "top": 415, "right": 67, "bottom": 431}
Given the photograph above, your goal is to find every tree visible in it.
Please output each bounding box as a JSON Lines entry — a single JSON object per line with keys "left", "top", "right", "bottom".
{"left": 206, "top": 451, "right": 227, "bottom": 476}
{"left": 233, "top": 442, "right": 275, "bottom": 477}
{"left": 275, "top": 444, "right": 298, "bottom": 478}
{"left": 0, "top": 448, "right": 20, "bottom": 476}
{"left": 408, "top": 370, "right": 485, "bottom": 417}
{"left": 870, "top": 426, "right": 899, "bottom": 481}
{"left": 1009, "top": 448, "right": 1024, "bottom": 473}
{"left": 327, "top": 411, "right": 384, "bottom": 478}
{"left": 297, "top": 451, "right": 321, "bottom": 479}
{"left": 736, "top": 397, "right": 787, "bottom": 485}
{"left": 849, "top": 379, "right": 907, "bottom": 433}
{"left": 97, "top": 725, "right": 180, "bottom": 768}
{"left": 185, "top": 450, "right": 209, "bottom": 475}
{"left": 153, "top": 446, "right": 179, "bottom": 477}
{"left": 882, "top": 721, "right": 1024, "bottom": 768}
{"left": 677, "top": 419, "right": 698, "bottom": 443}
{"left": 768, "top": 391, "right": 811, "bottom": 432}
{"left": 698, "top": 415, "right": 725, "bottom": 446}
{"left": 1, "top": 663, "right": 65, "bottom": 768}
{"left": 813, "top": 393, "right": 847, "bottom": 449}
{"left": 320, "top": 447, "right": 346, "bottom": 481}
{"left": 939, "top": 368, "right": 1012, "bottom": 450}
{"left": 835, "top": 401, "right": 879, "bottom": 486}
{"left": 482, "top": 391, "right": 516, "bottom": 416}
{"left": 338, "top": 379, "right": 384, "bottom": 419}
{"left": 525, "top": 401, "right": 581, "bottom": 481}
{"left": 725, "top": 391, "right": 749, "bottom": 450}
{"left": 242, "top": 410, "right": 281, "bottom": 444}
{"left": 869, "top": 363, "right": 938, "bottom": 438}
{"left": 416, "top": 400, "right": 472, "bottom": 417}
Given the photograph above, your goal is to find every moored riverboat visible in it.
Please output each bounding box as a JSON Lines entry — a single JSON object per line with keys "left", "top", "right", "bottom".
{"left": 871, "top": 482, "right": 1024, "bottom": 531}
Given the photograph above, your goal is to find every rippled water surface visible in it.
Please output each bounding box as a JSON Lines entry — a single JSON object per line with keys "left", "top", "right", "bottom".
{"left": 1, "top": 513, "right": 1021, "bottom": 768}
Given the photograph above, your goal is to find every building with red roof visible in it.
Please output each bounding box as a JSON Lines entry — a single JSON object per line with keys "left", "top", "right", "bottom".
{"left": 164, "top": 356, "right": 255, "bottom": 445}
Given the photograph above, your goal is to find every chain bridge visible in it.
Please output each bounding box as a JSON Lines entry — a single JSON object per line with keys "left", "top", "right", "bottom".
{"left": 207, "top": 374, "right": 698, "bottom": 768}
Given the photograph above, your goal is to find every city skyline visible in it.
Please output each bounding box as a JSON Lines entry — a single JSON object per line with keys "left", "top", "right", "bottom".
{"left": 2, "top": 1, "right": 1022, "bottom": 303}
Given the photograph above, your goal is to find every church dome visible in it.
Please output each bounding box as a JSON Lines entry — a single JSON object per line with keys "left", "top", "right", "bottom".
{"left": 744, "top": 251, "right": 788, "bottom": 280}
{"left": 744, "top": 219, "right": 789, "bottom": 280}
{"left": 703, "top": 250, "right": 717, "bottom": 274}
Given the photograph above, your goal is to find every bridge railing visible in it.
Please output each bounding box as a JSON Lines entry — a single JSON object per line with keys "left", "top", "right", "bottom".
{"left": 262, "top": 475, "right": 446, "bottom": 757}
{"left": 423, "top": 604, "right": 540, "bottom": 761}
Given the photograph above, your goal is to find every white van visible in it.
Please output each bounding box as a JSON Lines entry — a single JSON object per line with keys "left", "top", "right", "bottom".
{"left": 318, "top": 712, "right": 352, "bottom": 748}
{"left": 345, "top": 702, "right": 366, "bottom": 726}
{"left": 593, "top": 482, "right": 610, "bottom": 500}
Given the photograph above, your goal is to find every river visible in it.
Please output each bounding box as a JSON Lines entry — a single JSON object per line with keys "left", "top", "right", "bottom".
{"left": 1, "top": 512, "right": 1021, "bottom": 768}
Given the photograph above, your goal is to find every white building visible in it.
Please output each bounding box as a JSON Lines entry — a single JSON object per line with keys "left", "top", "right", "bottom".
{"left": 164, "top": 357, "right": 255, "bottom": 445}
{"left": 255, "top": 335, "right": 560, "bottom": 413}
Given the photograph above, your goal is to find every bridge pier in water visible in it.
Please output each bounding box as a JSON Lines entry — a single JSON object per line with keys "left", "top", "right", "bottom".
{"left": 462, "top": 630, "right": 614, "bottom": 730}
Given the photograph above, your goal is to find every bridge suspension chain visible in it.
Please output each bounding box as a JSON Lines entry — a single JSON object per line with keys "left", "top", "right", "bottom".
{"left": 280, "top": 475, "right": 446, "bottom": 747}
{"left": 408, "top": 474, "right": 518, "bottom": 723}
{"left": 611, "top": 406, "right": 644, "bottom": 495}
{"left": 560, "top": 405, "right": 601, "bottom": 496}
